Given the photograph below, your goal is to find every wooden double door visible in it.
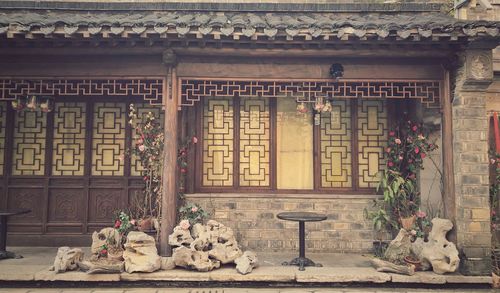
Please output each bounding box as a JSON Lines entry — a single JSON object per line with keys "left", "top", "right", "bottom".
{"left": 0, "top": 99, "right": 162, "bottom": 246}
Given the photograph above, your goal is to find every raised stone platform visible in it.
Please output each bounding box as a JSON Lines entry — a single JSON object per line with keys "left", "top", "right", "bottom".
{"left": 0, "top": 247, "right": 491, "bottom": 286}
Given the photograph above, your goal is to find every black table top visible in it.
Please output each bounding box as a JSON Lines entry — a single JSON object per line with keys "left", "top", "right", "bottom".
{"left": 0, "top": 209, "right": 31, "bottom": 217}
{"left": 277, "top": 212, "right": 327, "bottom": 222}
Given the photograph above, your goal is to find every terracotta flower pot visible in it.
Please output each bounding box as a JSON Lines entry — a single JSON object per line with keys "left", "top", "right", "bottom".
{"left": 107, "top": 247, "right": 124, "bottom": 262}
{"left": 400, "top": 215, "right": 416, "bottom": 230}
{"left": 404, "top": 255, "right": 421, "bottom": 271}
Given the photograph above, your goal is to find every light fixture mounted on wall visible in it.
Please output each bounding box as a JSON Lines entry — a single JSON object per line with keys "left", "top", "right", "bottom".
{"left": 11, "top": 95, "right": 54, "bottom": 112}
{"left": 329, "top": 63, "right": 344, "bottom": 80}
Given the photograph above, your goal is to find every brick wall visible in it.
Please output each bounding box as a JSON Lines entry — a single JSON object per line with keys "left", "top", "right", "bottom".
{"left": 186, "top": 196, "right": 377, "bottom": 253}
{"left": 452, "top": 55, "right": 492, "bottom": 275}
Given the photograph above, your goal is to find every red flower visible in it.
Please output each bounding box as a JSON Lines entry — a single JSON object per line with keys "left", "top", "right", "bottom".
{"left": 414, "top": 147, "right": 420, "bottom": 154}
{"left": 421, "top": 153, "right": 426, "bottom": 159}
{"left": 180, "top": 168, "right": 187, "bottom": 173}
{"left": 100, "top": 249, "right": 107, "bottom": 256}
{"left": 389, "top": 131, "right": 395, "bottom": 137}
{"left": 114, "top": 220, "right": 121, "bottom": 229}
{"left": 412, "top": 125, "right": 418, "bottom": 131}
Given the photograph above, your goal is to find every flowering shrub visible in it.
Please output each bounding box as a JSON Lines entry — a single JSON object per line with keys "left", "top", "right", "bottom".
{"left": 177, "top": 135, "right": 198, "bottom": 198}
{"left": 128, "top": 104, "right": 164, "bottom": 220}
{"left": 113, "top": 211, "right": 135, "bottom": 235}
{"left": 385, "top": 121, "right": 437, "bottom": 179}
{"left": 179, "top": 203, "right": 209, "bottom": 225}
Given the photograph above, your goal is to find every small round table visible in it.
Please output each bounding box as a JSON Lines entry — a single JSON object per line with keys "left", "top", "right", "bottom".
{"left": 0, "top": 209, "right": 31, "bottom": 260}
{"left": 277, "top": 212, "right": 327, "bottom": 271}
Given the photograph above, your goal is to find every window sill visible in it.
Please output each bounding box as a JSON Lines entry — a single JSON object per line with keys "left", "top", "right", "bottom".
{"left": 184, "top": 193, "right": 380, "bottom": 200}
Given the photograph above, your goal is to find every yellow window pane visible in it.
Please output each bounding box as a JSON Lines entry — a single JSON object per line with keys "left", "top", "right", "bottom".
{"left": 202, "top": 97, "right": 234, "bottom": 187}
{"left": 357, "top": 99, "right": 387, "bottom": 188}
{"left": 320, "top": 99, "right": 352, "bottom": 188}
{"left": 277, "top": 98, "right": 313, "bottom": 190}
{"left": 52, "top": 102, "right": 86, "bottom": 176}
{"left": 239, "top": 97, "right": 270, "bottom": 187}
{"left": 12, "top": 111, "right": 47, "bottom": 175}
{"left": 92, "top": 102, "right": 125, "bottom": 176}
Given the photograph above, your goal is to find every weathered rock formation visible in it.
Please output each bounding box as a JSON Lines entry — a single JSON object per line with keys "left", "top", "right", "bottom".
{"left": 371, "top": 258, "right": 415, "bottom": 276}
{"left": 168, "top": 220, "right": 247, "bottom": 273}
{"left": 91, "top": 227, "right": 121, "bottom": 256}
{"left": 78, "top": 259, "right": 124, "bottom": 274}
{"left": 235, "top": 251, "right": 258, "bottom": 275}
{"left": 50, "top": 247, "right": 84, "bottom": 273}
{"left": 123, "top": 231, "right": 161, "bottom": 273}
{"left": 411, "top": 218, "right": 460, "bottom": 274}
{"left": 384, "top": 229, "right": 412, "bottom": 265}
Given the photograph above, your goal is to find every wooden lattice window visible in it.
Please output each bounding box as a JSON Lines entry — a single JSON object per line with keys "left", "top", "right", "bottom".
{"left": 197, "top": 96, "right": 388, "bottom": 193}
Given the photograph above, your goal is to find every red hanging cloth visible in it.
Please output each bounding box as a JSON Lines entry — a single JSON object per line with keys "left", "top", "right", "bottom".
{"left": 494, "top": 112, "right": 500, "bottom": 153}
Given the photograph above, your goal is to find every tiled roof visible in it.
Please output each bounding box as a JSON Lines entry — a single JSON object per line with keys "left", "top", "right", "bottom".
{"left": 0, "top": 10, "right": 498, "bottom": 42}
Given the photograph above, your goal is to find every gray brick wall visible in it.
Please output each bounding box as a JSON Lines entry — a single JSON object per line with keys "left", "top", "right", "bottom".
{"left": 187, "top": 197, "right": 378, "bottom": 253}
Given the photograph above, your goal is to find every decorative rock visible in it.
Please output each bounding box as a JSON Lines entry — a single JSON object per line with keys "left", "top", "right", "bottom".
{"left": 411, "top": 218, "right": 459, "bottom": 274}
{"left": 169, "top": 220, "right": 244, "bottom": 272}
{"left": 235, "top": 251, "right": 258, "bottom": 275}
{"left": 78, "top": 260, "right": 124, "bottom": 274}
{"left": 51, "top": 247, "right": 84, "bottom": 273}
{"left": 384, "top": 229, "right": 411, "bottom": 265}
{"left": 168, "top": 226, "right": 194, "bottom": 247}
{"left": 123, "top": 231, "right": 161, "bottom": 273}
{"left": 161, "top": 257, "right": 176, "bottom": 271}
{"left": 91, "top": 228, "right": 121, "bottom": 256}
{"left": 371, "top": 258, "right": 415, "bottom": 276}
{"left": 172, "top": 246, "right": 220, "bottom": 272}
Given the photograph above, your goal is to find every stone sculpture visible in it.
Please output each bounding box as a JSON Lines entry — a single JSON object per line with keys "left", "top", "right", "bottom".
{"left": 90, "top": 227, "right": 121, "bottom": 256}
{"left": 123, "top": 231, "right": 161, "bottom": 273}
{"left": 78, "top": 260, "right": 124, "bottom": 274}
{"left": 384, "top": 229, "right": 412, "bottom": 264}
{"left": 50, "top": 247, "right": 84, "bottom": 273}
{"left": 411, "top": 218, "right": 460, "bottom": 274}
{"left": 169, "top": 220, "right": 248, "bottom": 272}
{"left": 235, "top": 251, "right": 259, "bottom": 275}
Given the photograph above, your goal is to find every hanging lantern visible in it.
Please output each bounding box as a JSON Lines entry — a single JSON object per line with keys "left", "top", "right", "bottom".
{"left": 40, "top": 97, "right": 53, "bottom": 113}
{"left": 26, "top": 95, "right": 37, "bottom": 111}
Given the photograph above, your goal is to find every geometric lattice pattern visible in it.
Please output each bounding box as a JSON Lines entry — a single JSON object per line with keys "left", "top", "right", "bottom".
{"left": 92, "top": 102, "right": 126, "bottom": 176}
{"left": 202, "top": 97, "right": 234, "bottom": 187}
{"left": 357, "top": 99, "right": 388, "bottom": 188}
{"left": 320, "top": 99, "right": 352, "bottom": 188}
{"left": 12, "top": 110, "right": 47, "bottom": 175}
{"left": 0, "top": 102, "right": 5, "bottom": 176}
{"left": 130, "top": 103, "right": 164, "bottom": 176}
{"left": 0, "top": 79, "right": 163, "bottom": 105}
{"left": 52, "top": 102, "right": 86, "bottom": 176}
{"left": 181, "top": 79, "right": 441, "bottom": 109}
{"left": 239, "top": 97, "right": 270, "bottom": 187}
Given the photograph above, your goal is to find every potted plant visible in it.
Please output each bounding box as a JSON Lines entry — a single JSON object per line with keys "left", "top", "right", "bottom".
{"left": 364, "top": 204, "right": 396, "bottom": 257}
{"left": 379, "top": 120, "right": 438, "bottom": 231}
{"left": 128, "top": 104, "right": 164, "bottom": 235}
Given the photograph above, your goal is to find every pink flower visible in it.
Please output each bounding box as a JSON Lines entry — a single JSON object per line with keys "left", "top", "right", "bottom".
{"left": 192, "top": 136, "right": 198, "bottom": 144}
{"left": 414, "top": 147, "right": 420, "bottom": 154}
{"left": 491, "top": 159, "right": 497, "bottom": 165}
{"left": 136, "top": 139, "right": 143, "bottom": 145}
{"left": 386, "top": 147, "right": 391, "bottom": 153}
{"left": 410, "top": 230, "right": 417, "bottom": 236}
{"left": 416, "top": 210, "right": 426, "bottom": 218}
{"left": 395, "top": 138, "right": 402, "bottom": 145}
{"left": 412, "top": 125, "right": 418, "bottom": 131}
{"left": 421, "top": 153, "right": 426, "bottom": 159}
{"left": 388, "top": 161, "right": 394, "bottom": 167}
{"left": 389, "top": 131, "right": 395, "bottom": 137}
{"left": 398, "top": 156, "right": 403, "bottom": 161}
{"left": 179, "top": 219, "right": 190, "bottom": 230}
{"left": 130, "top": 219, "right": 137, "bottom": 226}
{"left": 138, "top": 144, "right": 145, "bottom": 152}
{"left": 191, "top": 206, "right": 198, "bottom": 213}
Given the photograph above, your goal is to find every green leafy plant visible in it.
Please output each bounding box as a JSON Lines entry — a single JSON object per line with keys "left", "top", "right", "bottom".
{"left": 179, "top": 203, "right": 209, "bottom": 225}
{"left": 113, "top": 210, "right": 135, "bottom": 236}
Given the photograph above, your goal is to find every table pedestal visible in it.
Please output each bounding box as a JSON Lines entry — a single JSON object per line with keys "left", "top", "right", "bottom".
{"left": 277, "top": 213, "right": 327, "bottom": 271}
{"left": 0, "top": 210, "right": 30, "bottom": 260}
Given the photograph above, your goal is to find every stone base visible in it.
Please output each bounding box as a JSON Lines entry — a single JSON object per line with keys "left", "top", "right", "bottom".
{"left": 460, "top": 258, "right": 491, "bottom": 276}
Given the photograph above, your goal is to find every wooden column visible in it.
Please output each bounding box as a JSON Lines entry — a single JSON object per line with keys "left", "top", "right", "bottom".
{"left": 160, "top": 50, "right": 178, "bottom": 256}
{"left": 441, "top": 67, "right": 456, "bottom": 241}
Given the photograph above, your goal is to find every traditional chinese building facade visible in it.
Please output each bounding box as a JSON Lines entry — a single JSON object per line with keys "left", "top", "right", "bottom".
{"left": 0, "top": 0, "right": 498, "bottom": 275}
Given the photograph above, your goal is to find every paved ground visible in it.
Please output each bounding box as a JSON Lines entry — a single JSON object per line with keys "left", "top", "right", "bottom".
{"left": 0, "top": 288, "right": 497, "bottom": 293}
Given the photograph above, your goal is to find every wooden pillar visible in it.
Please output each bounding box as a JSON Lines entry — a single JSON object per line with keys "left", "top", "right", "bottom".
{"left": 441, "top": 67, "right": 456, "bottom": 241}
{"left": 160, "top": 50, "right": 178, "bottom": 256}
